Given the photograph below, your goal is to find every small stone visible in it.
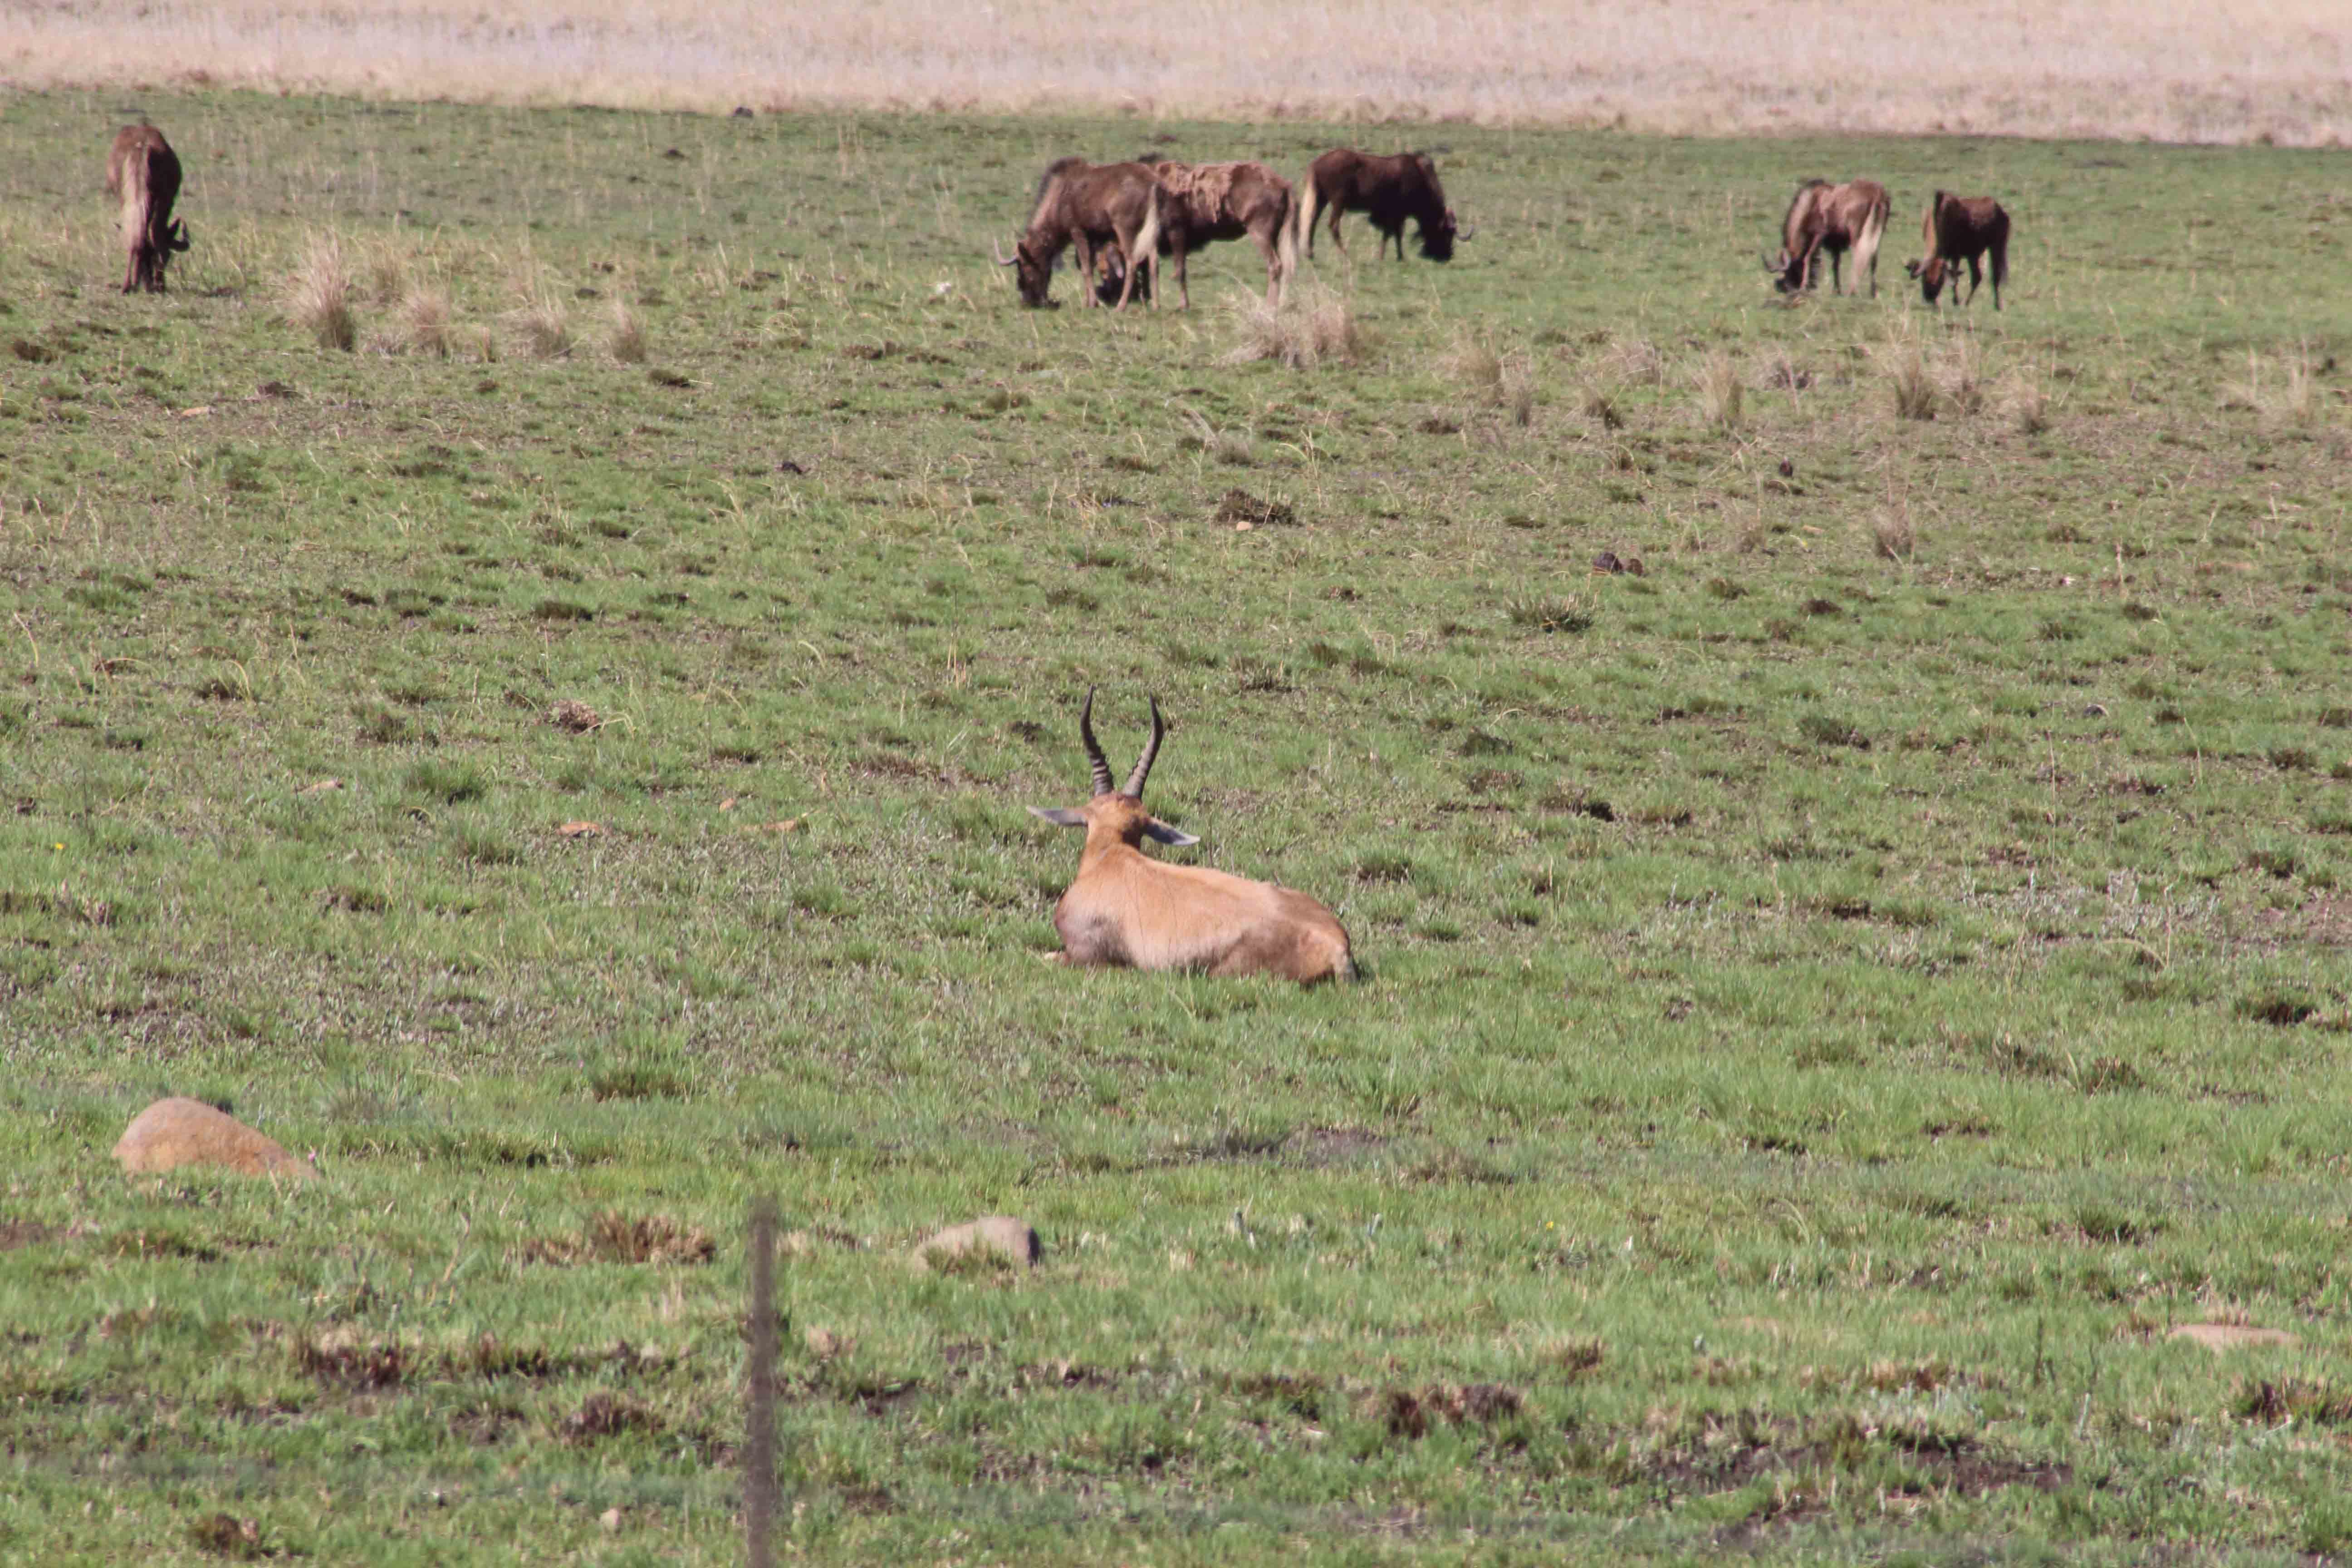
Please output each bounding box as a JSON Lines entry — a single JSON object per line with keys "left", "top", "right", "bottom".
{"left": 2168, "top": 1323, "right": 2296, "bottom": 1352}
{"left": 804, "top": 1326, "right": 853, "bottom": 1358}
{"left": 297, "top": 778, "right": 342, "bottom": 795}
{"left": 1591, "top": 550, "right": 1623, "bottom": 575}
{"left": 113, "top": 1098, "right": 311, "bottom": 1179}
{"left": 915, "top": 1215, "right": 1041, "bottom": 1269}
{"left": 557, "top": 820, "right": 603, "bottom": 838}
{"left": 600, "top": 1507, "right": 623, "bottom": 1533}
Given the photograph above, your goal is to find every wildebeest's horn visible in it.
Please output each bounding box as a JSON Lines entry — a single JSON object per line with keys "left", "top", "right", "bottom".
{"left": 992, "top": 236, "right": 1016, "bottom": 267}
{"left": 1078, "top": 688, "right": 1115, "bottom": 797}
{"left": 1124, "top": 696, "right": 1165, "bottom": 799}
{"left": 1760, "top": 252, "right": 1780, "bottom": 272}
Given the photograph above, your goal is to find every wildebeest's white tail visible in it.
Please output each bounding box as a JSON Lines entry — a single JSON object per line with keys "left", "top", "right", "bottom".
{"left": 1274, "top": 186, "right": 1299, "bottom": 304}
{"left": 1294, "top": 168, "right": 1322, "bottom": 262}
{"left": 1133, "top": 184, "right": 1164, "bottom": 310}
{"left": 1853, "top": 184, "right": 1891, "bottom": 297}
{"left": 118, "top": 143, "right": 152, "bottom": 264}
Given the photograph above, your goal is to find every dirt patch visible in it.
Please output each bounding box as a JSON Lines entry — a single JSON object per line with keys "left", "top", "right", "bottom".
{"left": 1214, "top": 489, "right": 1295, "bottom": 527}
{"left": 1652, "top": 1413, "right": 2068, "bottom": 1500}
{"left": 559, "top": 1390, "right": 660, "bottom": 1444}
{"left": 1284, "top": 1126, "right": 1393, "bottom": 1167}
{"left": 0, "top": 1220, "right": 57, "bottom": 1250}
{"left": 520, "top": 1211, "right": 714, "bottom": 1267}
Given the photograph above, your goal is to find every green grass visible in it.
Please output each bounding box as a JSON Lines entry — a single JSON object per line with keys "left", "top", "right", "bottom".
{"left": 1, "top": 91, "right": 2351, "bottom": 1564}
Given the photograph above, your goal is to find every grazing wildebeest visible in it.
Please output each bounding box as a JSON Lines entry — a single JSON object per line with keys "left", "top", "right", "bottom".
{"left": 1029, "top": 691, "right": 1354, "bottom": 985}
{"left": 995, "top": 157, "right": 1163, "bottom": 310}
{"left": 1764, "top": 178, "right": 1889, "bottom": 298}
{"left": 1140, "top": 160, "right": 1298, "bottom": 309}
{"left": 1906, "top": 191, "right": 2010, "bottom": 310}
{"left": 1296, "top": 149, "right": 1466, "bottom": 263}
{"left": 106, "top": 123, "right": 189, "bottom": 294}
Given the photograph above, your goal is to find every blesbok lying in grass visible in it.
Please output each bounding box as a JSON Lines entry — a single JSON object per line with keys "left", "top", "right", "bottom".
{"left": 1765, "top": 178, "right": 1889, "bottom": 298}
{"left": 1029, "top": 691, "right": 1354, "bottom": 985}
{"left": 1906, "top": 191, "right": 2010, "bottom": 309}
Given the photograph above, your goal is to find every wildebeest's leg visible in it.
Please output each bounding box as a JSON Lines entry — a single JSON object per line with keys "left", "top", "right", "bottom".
{"left": 1073, "top": 233, "right": 1101, "bottom": 309}
{"left": 1962, "top": 253, "right": 1982, "bottom": 307}
{"left": 1327, "top": 208, "right": 1348, "bottom": 258}
{"left": 1989, "top": 234, "right": 2007, "bottom": 311}
{"left": 1172, "top": 242, "right": 1190, "bottom": 310}
{"left": 1254, "top": 222, "right": 1281, "bottom": 306}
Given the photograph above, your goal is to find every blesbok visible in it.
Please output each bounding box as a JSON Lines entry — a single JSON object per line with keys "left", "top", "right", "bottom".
{"left": 994, "top": 157, "right": 1162, "bottom": 310}
{"left": 1143, "top": 159, "right": 1298, "bottom": 309}
{"left": 1764, "top": 178, "right": 1889, "bottom": 298}
{"left": 106, "top": 123, "right": 189, "bottom": 294}
{"left": 1906, "top": 191, "right": 2010, "bottom": 309}
{"left": 1029, "top": 691, "right": 1354, "bottom": 985}
{"left": 1296, "top": 149, "right": 1466, "bottom": 263}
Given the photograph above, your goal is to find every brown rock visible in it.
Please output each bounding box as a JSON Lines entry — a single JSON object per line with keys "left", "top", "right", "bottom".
{"left": 916, "top": 1215, "right": 1041, "bottom": 1269}
{"left": 2168, "top": 1323, "right": 2297, "bottom": 1352}
{"left": 113, "top": 1098, "right": 311, "bottom": 1179}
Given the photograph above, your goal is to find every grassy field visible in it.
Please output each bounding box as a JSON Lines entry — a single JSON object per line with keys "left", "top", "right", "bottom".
{"left": 1, "top": 89, "right": 2351, "bottom": 1564}
{"left": 9, "top": 0, "right": 2352, "bottom": 144}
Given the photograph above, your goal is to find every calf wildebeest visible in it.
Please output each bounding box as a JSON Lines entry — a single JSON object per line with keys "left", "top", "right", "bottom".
{"left": 995, "top": 157, "right": 1163, "bottom": 310}
{"left": 106, "top": 123, "right": 189, "bottom": 294}
{"left": 1029, "top": 691, "right": 1354, "bottom": 985}
{"left": 1764, "top": 178, "right": 1889, "bottom": 298}
{"left": 1142, "top": 159, "right": 1298, "bottom": 309}
{"left": 1296, "top": 149, "right": 1466, "bottom": 263}
{"left": 1906, "top": 191, "right": 2010, "bottom": 310}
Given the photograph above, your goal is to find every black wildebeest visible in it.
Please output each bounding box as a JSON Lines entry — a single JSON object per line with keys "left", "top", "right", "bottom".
{"left": 106, "top": 123, "right": 189, "bottom": 293}
{"left": 995, "top": 157, "right": 1163, "bottom": 310}
{"left": 1764, "top": 178, "right": 1889, "bottom": 298}
{"left": 1906, "top": 191, "right": 2010, "bottom": 309}
{"left": 1143, "top": 160, "right": 1298, "bottom": 309}
{"left": 1296, "top": 149, "right": 1465, "bottom": 263}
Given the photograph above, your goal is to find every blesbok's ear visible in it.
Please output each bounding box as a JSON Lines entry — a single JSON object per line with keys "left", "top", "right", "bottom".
{"left": 1142, "top": 818, "right": 1199, "bottom": 847}
{"left": 1028, "top": 806, "right": 1087, "bottom": 828}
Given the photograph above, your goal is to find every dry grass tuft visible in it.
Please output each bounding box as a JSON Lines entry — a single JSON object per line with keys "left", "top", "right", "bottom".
{"left": 1697, "top": 350, "right": 1742, "bottom": 430}
{"left": 363, "top": 244, "right": 410, "bottom": 307}
{"left": 288, "top": 236, "right": 356, "bottom": 353}
{"left": 404, "top": 286, "right": 451, "bottom": 358}
{"left": 1225, "top": 284, "right": 1361, "bottom": 370}
{"left": 608, "top": 298, "right": 648, "bottom": 363}
{"left": 1502, "top": 364, "right": 1536, "bottom": 427}
{"left": 1874, "top": 503, "right": 1917, "bottom": 562}
{"left": 1444, "top": 335, "right": 1504, "bottom": 399}
{"left": 1580, "top": 383, "right": 1623, "bottom": 430}
{"left": 514, "top": 296, "right": 571, "bottom": 358}
{"left": 1883, "top": 328, "right": 1935, "bottom": 421}
{"left": 2278, "top": 344, "right": 2319, "bottom": 428}
{"left": 1937, "top": 334, "right": 1985, "bottom": 416}
{"left": 1599, "top": 336, "right": 1664, "bottom": 387}
{"left": 2005, "top": 368, "right": 2048, "bottom": 435}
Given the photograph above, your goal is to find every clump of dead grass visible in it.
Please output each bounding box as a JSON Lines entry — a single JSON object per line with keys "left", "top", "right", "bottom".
{"left": 1224, "top": 284, "right": 1360, "bottom": 370}
{"left": 2004, "top": 368, "right": 2048, "bottom": 434}
{"left": 1443, "top": 333, "right": 1504, "bottom": 400}
{"left": 404, "top": 285, "right": 451, "bottom": 358}
{"left": 1874, "top": 500, "right": 1918, "bottom": 562}
{"left": 1881, "top": 323, "right": 1935, "bottom": 421}
{"left": 1579, "top": 382, "right": 1624, "bottom": 430}
{"left": 608, "top": 298, "right": 648, "bottom": 363}
{"left": 513, "top": 295, "right": 571, "bottom": 358}
{"left": 1697, "top": 349, "right": 1742, "bottom": 430}
{"left": 362, "top": 243, "right": 410, "bottom": 307}
{"left": 287, "top": 236, "right": 356, "bottom": 353}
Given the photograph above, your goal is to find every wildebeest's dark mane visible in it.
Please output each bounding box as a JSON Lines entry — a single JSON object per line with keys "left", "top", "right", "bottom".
{"left": 1780, "top": 178, "right": 1829, "bottom": 241}
{"left": 1033, "top": 156, "right": 1088, "bottom": 210}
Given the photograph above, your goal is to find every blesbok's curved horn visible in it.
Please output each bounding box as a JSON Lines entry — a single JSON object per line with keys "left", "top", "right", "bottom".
{"left": 1123, "top": 696, "right": 1165, "bottom": 799}
{"left": 993, "top": 236, "right": 1017, "bottom": 267}
{"left": 1078, "top": 687, "right": 1114, "bottom": 798}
